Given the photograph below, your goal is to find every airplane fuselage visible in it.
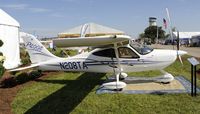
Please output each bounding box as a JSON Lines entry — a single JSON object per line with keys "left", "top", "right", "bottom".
{"left": 38, "top": 45, "right": 178, "bottom": 73}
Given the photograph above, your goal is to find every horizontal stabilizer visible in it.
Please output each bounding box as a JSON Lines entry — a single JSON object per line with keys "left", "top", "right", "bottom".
{"left": 9, "top": 59, "right": 61, "bottom": 72}
{"left": 9, "top": 63, "right": 40, "bottom": 72}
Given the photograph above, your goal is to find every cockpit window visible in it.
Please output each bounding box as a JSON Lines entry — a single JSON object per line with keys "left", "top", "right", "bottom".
{"left": 93, "top": 47, "right": 140, "bottom": 59}
{"left": 92, "top": 48, "right": 116, "bottom": 58}
{"left": 118, "top": 47, "right": 139, "bottom": 58}
{"left": 130, "top": 41, "right": 153, "bottom": 55}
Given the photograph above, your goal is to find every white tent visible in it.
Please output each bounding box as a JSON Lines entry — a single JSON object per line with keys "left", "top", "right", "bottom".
{"left": 0, "top": 9, "right": 21, "bottom": 69}
{"left": 173, "top": 32, "right": 200, "bottom": 39}
{"left": 58, "top": 22, "right": 125, "bottom": 38}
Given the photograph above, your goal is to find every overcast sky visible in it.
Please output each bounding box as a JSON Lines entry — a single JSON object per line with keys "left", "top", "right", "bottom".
{"left": 1, "top": 0, "right": 200, "bottom": 38}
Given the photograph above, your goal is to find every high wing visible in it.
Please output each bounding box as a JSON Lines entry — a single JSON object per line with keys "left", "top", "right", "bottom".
{"left": 53, "top": 35, "right": 131, "bottom": 48}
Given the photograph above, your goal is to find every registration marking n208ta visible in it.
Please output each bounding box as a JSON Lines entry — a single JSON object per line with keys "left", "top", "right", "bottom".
{"left": 59, "top": 62, "right": 88, "bottom": 70}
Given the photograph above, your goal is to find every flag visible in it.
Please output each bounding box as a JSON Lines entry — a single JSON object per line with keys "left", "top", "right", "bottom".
{"left": 163, "top": 18, "right": 167, "bottom": 29}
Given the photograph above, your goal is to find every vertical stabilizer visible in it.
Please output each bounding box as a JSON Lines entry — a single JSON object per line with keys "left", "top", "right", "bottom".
{"left": 22, "top": 34, "right": 58, "bottom": 64}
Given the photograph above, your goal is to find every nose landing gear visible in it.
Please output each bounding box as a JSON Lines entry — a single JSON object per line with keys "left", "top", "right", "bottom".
{"left": 153, "top": 70, "right": 174, "bottom": 84}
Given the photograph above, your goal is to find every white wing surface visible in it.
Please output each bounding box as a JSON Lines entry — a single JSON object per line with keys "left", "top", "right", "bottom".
{"left": 53, "top": 35, "right": 131, "bottom": 48}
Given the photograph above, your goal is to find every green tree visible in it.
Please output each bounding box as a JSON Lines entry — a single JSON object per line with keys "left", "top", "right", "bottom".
{"left": 172, "top": 27, "right": 176, "bottom": 32}
{"left": 144, "top": 26, "right": 166, "bottom": 44}
{"left": 0, "top": 39, "right": 5, "bottom": 78}
{"left": 139, "top": 33, "right": 145, "bottom": 39}
{"left": 0, "top": 39, "right": 3, "bottom": 56}
{"left": 0, "top": 40, "right": 3, "bottom": 47}
{"left": 0, "top": 40, "right": 3, "bottom": 56}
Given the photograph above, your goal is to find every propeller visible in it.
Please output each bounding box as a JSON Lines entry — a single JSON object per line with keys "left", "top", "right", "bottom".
{"left": 176, "top": 30, "right": 182, "bottom": 65}
{"left": 176, "top": 31, "right": 187, "bottom": 65}
{"left": 166, "top": 8, "right": 187, "bottom": 65}
{"left": 178, "top": 54, "right": 183, "bottom": 65}
{"left": 177, "top": 50, "right": 187, "bottom": 65}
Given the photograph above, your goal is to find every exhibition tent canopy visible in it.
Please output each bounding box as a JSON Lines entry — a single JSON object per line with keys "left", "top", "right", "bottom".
{"left": 0, "top": 9, "right": 20, "bottom": 27}
{"left": 58, "top": 22, "right": 125, "bottom": 38}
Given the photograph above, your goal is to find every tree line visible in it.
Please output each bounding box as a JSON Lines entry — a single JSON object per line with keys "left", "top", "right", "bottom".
{"left": 139, "top": 26, "right": 170, "bottom": 44}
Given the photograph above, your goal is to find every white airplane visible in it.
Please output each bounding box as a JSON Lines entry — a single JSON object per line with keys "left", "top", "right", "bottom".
{"left": 10, "top": 34, "right": 187, "bottom": 90}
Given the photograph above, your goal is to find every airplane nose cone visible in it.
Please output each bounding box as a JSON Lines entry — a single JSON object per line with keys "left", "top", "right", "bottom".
{"left": 177, "top": 50, "right": 187, "bottom": 56}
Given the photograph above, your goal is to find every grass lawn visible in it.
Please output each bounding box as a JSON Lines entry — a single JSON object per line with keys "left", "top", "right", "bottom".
{"left": 12, "top": 55, "right": 200, "bottom": 114}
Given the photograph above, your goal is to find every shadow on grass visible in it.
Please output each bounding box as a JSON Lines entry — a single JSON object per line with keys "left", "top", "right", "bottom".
{"left": 25, "top": 72, "right": 106, "bottom": 114}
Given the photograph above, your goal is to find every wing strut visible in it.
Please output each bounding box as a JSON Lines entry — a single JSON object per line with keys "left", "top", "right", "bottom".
{"left": 101, "top": 43, "right": 126, "bottom": 91}
{"left": 113, "top": 43, "right": 122, "bottom": 82}
{"left": 113, "top": 43, "right": 120, "bottom": 90}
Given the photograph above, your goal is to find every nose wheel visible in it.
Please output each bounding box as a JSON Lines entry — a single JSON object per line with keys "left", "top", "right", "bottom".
{"left": 153, "top": 70, "right": 174, "bottom": 83}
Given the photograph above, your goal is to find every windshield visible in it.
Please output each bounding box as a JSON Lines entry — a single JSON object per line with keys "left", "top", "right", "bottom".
{"left": 130, "top": 41, "right": 153, "bottom": 55}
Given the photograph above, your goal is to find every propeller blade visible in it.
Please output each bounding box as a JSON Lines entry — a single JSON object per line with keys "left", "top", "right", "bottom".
{"left": 178, "top": 55, "right": 183, "bottom": 65}
{"left": 176, "top": 50, "right": 187, "bottom": 65}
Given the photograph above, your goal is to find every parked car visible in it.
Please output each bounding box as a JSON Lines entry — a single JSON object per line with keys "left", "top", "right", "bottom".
{"left": 164, "top": 39, "right": 177, "bottom": 45}
{"left": 190, "top": 36, "right": 200, "bottom": 47}
{"left": 180, "top": 39, "right": 189, "bottom": 46}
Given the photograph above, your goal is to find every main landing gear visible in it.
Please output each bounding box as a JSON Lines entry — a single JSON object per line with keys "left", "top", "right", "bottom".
{"left": 101, "top": 70, "right": 174, "bottom": 91}
{"left": 102, "top": 73, "right": 127, "bottom": 91}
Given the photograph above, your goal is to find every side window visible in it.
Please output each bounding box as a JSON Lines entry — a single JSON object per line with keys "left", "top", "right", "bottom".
{"left": 92, "top": 48, "right": 116, "bottom": 58}
{"left": 118, "top": 47, "right": 139, "bottom": 58}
